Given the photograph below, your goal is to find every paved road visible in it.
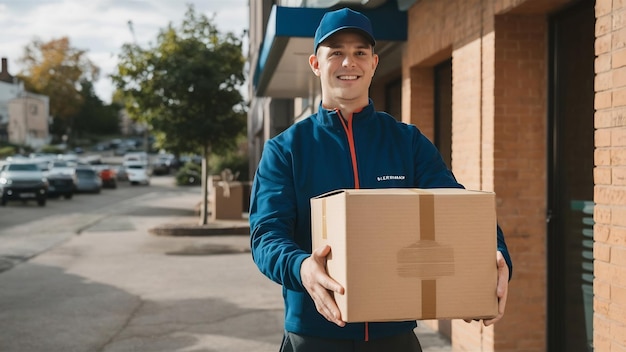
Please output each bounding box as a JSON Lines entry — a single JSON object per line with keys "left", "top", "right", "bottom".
{"left": 0, "top": 180, "right": 286, "bottom": 351}
{"left": 0, "top": 176, "right": 179, "bottom": 273}
{"left": 0, "top": 170, "right": 170, "bottom": 229}
{"left": 0, "top": 176, "right": 451, "bottom": 352}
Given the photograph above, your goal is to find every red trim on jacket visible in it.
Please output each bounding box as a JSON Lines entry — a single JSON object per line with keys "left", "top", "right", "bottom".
{"left": 337, "top": 110, "right": 360, "bottom": 189}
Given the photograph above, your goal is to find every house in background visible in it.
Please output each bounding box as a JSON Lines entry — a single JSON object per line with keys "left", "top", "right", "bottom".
{"left": 0, "top": 57, "right": 21, "bottom": 143}
{"left": 7, "top": 92, "right": 51, "bottom": 149}
{"left": 248, "top": 0, "right": 624, "bottom": 351}
{"left": 0, "top": 57, "right": 51, "bottom": 149}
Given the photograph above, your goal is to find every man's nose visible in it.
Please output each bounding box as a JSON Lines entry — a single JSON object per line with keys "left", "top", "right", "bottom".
{"left": 342, "top": 55, "right": 356, "bottom": 67}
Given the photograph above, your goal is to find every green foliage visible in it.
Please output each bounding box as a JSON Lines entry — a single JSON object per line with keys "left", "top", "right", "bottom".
{"left": 39, "top": 145, "right": 65, "bottom": 154}
{"left": 0, "top": 142, "right": 32, "bottom": 157}
{"left": 0, "top": 146, "right": 17, "bottom": 159}
{"left": 72, "top": 80, "right": 121, "bottom": 140}
{"left": 210, "top": 136, "right": 250, "bottom": 181}
{"left": 175, "top": 161, "right": 202, "bottom": 186}
{"left": 111, "top": 4, "right": 247, "bottom": 158}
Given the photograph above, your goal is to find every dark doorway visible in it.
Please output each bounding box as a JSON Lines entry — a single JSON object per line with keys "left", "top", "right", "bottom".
{"left": 385, "top": 78, "right": 402, "bottom": 121}
{"left": 548, "top": 0, "right": 595, "bottom": 351}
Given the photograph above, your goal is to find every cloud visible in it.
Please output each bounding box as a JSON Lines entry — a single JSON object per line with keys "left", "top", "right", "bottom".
{"left": 1, "top": 0, "right": 248, "bottom": 103}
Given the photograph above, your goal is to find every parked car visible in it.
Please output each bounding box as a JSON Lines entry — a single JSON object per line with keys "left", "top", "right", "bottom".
{"left": 47, "top": 159, "right": 76, "bottom": 174}
{"left": 93, "top": 165, "right": 117, "bottom": 189}
{"left": 123, "top": 152, "right": 149, "bottom": 167}
{"left": 125, "top": 162, "right": 150, "bottom": 185}
{"left": 0, "top": 161, "right": 48, "bottom": 206}
{"left": 152, "top": 153, "right": 176, "bottom": 175}
{"left": 74, "top": 166, "right": 102, "bottom": 193}
{"left": 45, "top": 171, "right": 76, "bottom": 199}
{"left": 115, "top": 165, "right": 129, "bottom": 182}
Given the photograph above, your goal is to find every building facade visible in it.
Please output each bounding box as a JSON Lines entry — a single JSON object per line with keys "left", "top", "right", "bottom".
{"left": 7, "top": 93, "right": 50, "bottom": 149}
{"left": 0, "top": 58, "right": 21, "bottom": 143}
{"left": 0, "top": 57, "right": 51, "bottom": 149}
{"left": 248, "top": 0, "right": 624, "bottom": 350}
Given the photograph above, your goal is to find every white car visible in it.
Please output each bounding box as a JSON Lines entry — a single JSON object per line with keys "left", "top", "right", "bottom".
{"left": 124, "top": 162, "right": 150, "bottom": 185}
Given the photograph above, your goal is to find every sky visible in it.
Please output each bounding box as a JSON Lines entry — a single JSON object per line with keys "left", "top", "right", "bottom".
{"left": 0, "top": 0, "right": 249, "bottom": 103}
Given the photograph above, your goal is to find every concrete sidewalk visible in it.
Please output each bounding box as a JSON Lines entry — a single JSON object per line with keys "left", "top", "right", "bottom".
{"left": 0, "top": 189, "right": 451, "bottom": 351}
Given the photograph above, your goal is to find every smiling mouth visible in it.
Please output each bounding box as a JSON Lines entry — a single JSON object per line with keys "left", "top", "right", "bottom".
{"left": 338, "top": 75, "right": 359, "bottom": 80}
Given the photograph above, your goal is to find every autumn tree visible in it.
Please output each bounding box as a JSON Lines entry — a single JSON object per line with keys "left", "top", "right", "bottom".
{"left": 112, "top": 4, "right": 246, "bottom": 224}
{"left": 17, "top": 37, "right": 100, "bottom": 139}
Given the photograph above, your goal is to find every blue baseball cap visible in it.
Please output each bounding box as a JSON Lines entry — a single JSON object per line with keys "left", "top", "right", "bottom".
{"left": 313, "top": 8, "right": 376, "bottom": 53}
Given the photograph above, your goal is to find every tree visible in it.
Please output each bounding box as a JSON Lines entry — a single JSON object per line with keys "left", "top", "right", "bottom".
{"left": 112, "top": 4, "right": 247, "bottom": 224}
{"left": 16, "top": 37, "right": 100, "bottom": 139}
{"left": 73, "top": 81, "right": 121, "bottom": 139}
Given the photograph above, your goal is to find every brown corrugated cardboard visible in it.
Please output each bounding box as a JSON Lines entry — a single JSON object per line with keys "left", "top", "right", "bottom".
{"left": 209, "top": 175, "right": 243, "bottom": 220}
{"left": 310, "top": 188, "right": 498, "bottom": 322}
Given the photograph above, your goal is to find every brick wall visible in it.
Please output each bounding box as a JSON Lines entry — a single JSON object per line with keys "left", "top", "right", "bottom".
{"left": 403, "top": 0, "right": 550, "bottom": 350}
{"left": 594, "top": 0, "right": 626, "bottom": 350}
{"left": 492, "top": 14, "right": 548, "bottom": 352}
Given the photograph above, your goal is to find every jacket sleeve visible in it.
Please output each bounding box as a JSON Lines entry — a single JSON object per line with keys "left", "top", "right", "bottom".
{"left": 412, "top": 129, "right": 513, "bottom": 279}
{"left": 249, "top": 139, "right": 309, "bottom": 291}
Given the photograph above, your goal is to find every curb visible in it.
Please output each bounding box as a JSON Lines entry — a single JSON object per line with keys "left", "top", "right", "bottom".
{"left": 149, "top": 223, "right": 250, "bottom": 237}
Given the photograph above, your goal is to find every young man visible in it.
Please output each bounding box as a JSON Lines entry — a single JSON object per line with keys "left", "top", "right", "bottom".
{"left": 249, "top": 8, "right": 512, "bottom": 351}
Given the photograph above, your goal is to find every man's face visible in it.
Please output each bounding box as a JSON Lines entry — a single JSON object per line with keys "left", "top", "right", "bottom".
{"left": 309, "top": 31, "right": 379, "bottom": 108}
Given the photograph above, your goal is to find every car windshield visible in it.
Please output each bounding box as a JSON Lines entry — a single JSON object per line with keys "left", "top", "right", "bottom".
{"left": 7, "top": 163, "right": 39, "bottom": 171}
{"left": 127, "top": 165, "right": 144, "bottom": 169}
{"left": 51, "top": 161, "right": 69, "bottom": 168}
{"left": 76, "top": 169, "right": 96, "bottom": 178}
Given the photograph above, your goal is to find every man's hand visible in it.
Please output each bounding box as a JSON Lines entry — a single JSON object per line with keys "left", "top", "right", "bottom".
{"left": 465, "top": 251, "right": 509, "bottom": 326}
{"left": 301, "top": 245, "right": 346, "bottom": 327}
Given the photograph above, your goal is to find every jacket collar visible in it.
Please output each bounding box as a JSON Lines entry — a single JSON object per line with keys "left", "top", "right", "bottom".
{"left": 314, "top": 98, "right": 376, "bottom": 127}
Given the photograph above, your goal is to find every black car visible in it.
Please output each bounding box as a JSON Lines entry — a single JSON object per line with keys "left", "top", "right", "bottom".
{"left": 45, "top": 172, "right": 75, "bottom": 199}
{"left": 0, "top": 162, "right": 48, "bottom": 206}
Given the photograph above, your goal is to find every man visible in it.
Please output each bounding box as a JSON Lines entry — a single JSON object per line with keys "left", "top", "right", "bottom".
{"left": 249, "top": 7, "right": 512, "bottom": 351}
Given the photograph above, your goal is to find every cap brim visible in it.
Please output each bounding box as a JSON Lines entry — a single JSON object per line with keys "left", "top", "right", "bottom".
{"left": 316, "top": 27, "right": 376, "bottom": 51}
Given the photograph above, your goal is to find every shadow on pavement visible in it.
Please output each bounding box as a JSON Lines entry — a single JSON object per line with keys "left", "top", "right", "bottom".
{"left": 0, "top": 262, "right": 283, "bottom": 352}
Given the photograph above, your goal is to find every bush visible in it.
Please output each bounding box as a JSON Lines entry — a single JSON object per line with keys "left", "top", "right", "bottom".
{"left": 39, "top": 145, "right": 65, "bottom": 154}
{"left": 175, "top": 162, "right": 202, "bottom": 186}
{"left": 211, "top": 153, "right": 249, "bottom": 181}
{"left": 0, "top": 146, "right": 16, "bottom": 159}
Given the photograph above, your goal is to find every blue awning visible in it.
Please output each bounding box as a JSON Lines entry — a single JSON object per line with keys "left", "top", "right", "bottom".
{"left": 252, "top": 3, "right": 407, "bottom": 98}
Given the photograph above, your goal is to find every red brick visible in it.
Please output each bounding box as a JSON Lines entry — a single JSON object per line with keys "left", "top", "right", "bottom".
{"left": 614, "top": 167, "right": 626, "bottom": 185}
{"left": 596, "top": 148, "right": 612, "bottom": 165}
{"left": 597, "top": 90, "right": 613, "bottom": 108}
{"left": 595, "top": 167, "right": 612, "bottom": 184}
{"left": 595, "top": 278, "right": 611, "bottom": 300}
{"left": 597, "top": 33, "right": 612, "bottom": 56}
{"left": 613, "top": 127, "right": 626, "bottom": 146}
{"left": 596, "top": 128, "right": 611, "bottom": 147}
{"left": 596, "top": 0, "right": 612, "bottom": 17}
{"left": 613, "top": 246, "right": 626, "bottom": 266}
{"left": 607, "top": 295, "right": 626, "bottom": 324}
{"left": 614, "top": 49, "right": 626, "bottom": 69}
{"left": 595, "top": 241, "right": 611, "bottom": 261}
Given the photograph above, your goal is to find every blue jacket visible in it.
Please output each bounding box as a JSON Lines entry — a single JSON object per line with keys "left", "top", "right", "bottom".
{"left": 249, "top": 100, "right": 513, "bottom": 340}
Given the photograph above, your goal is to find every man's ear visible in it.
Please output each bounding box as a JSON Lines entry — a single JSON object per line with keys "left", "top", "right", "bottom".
{"left": 309, "top": 54, "right": 320, "bottom": 76}
{"left": 372, "top": 53, "right": 379, "bottom": 76}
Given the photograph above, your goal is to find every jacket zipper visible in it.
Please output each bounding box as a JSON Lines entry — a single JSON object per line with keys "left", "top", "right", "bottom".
{"left": 337, "top": 110, "right": 368, "bottom": 341}
{"left": 337, "top": 110, "right": 360, "bottom": 189}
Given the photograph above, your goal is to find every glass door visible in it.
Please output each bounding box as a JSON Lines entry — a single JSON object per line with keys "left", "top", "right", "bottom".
{"left": 548, "top": 0, "right": 595, "bottom": 351}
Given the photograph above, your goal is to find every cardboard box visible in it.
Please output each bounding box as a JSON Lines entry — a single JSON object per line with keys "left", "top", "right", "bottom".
{"left": 310, "top": 188, "right": 498, "bottom": 322}
{"left": 209, "top": 175, "right": 243, "bottom": 220}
